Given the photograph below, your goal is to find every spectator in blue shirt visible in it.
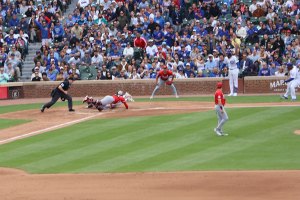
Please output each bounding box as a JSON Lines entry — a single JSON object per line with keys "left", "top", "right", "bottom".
{"left": 153, "top": 25, "right": 164, "bottom": 46}
{"left": 154, "top": 11, "right": 165, "bottom": 29}
{"left": 52, "top": 21, "right": 65, "bottom": 42}
{"left": 4, "top": 30, "right": 16, "bottom": 45}
{"left": 164, "top": 27, "right": 175, "bottom": 47}
{"left": 8, "top": 14, "right": 20, "bottom": 27}
{"left": 205, "top": 54, "right": 217, "bottom": 72}
{"left": 258, "top": 62, "right": 271, "bottom": 76}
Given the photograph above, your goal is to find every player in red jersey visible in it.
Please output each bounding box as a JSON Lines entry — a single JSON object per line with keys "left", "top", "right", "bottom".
{"left": 83, "top": 91, "right": 130, "bottom": 111}
{"left": 150, "top": 65, "right": 179, "bottom": 99}
{"left": 214, "top": 82, "right": 229, "bottom": 136}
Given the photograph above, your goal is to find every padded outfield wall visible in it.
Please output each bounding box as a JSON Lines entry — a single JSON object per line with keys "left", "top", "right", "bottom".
{"left": 0, "top": 77, "right": 293, "bottom": 99}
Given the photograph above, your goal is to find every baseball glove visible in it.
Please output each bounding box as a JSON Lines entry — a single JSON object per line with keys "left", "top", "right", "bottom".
{"left": 166, "top": 80, "right": 173, "bottom": 85}
{"left": 61, "top": 97, "right": 66, "bottom": 101}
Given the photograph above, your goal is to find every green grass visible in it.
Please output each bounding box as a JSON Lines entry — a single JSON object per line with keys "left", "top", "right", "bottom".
{"left": 0, "top": 106, "right": 299, "bottom": 174}
{"left": 0, "top": 119, "right": 30, "bottom": 130}
{"left": 0, "top": 101, "right": 82, "bottom": 114}
{"left": 137, "top": 95, "right": 288, "bottom": 103}
{"left": 0, "top": 95, "right": 289, "bottom": 114}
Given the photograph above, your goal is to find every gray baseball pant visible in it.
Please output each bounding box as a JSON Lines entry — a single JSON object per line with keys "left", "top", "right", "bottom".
{"left": 151, "top": 78, "right": 178, "bottom": 97}
{"left": 215, "top": 105, "right": 228, "bottom": 132}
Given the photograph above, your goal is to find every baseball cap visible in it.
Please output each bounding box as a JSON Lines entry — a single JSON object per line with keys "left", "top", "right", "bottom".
{"left": 287, "top": 63, "right": 293, "bottom": 68}
{"left": 217, "top": 82, "right": 223, "bottom": 88}
{"left": 186, "top": 63, "right": 190, "bottom": 66}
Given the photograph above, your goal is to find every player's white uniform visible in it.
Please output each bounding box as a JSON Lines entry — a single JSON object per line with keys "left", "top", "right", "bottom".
{"left": 289, "top": 67, "right": 300, "bottom": 100}
{"left": 283, "top": 66, "right": 298, "bottom": 99}
{"left": 224, "top": 55, "right": 239, "bottom": 96}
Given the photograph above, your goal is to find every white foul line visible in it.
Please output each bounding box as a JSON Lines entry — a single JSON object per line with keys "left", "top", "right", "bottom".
{"left": 0, "top": 113, "right": 102, "bottom": 145}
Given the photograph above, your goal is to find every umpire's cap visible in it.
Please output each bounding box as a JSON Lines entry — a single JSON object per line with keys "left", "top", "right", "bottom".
{"left": 217, "top": 82, "right": 223, "bottom": 88}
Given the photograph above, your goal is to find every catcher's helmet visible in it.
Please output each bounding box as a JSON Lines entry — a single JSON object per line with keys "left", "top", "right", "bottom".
{"left": 117, "top": 90, "right": 124, "bottom": 96}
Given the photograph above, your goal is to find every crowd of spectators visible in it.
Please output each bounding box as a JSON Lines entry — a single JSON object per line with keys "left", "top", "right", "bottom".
{"left": 0, "top": 0, "right": 299, "bottom": 83}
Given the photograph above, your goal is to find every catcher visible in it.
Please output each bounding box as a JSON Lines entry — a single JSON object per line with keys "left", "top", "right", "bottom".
{"left": 150, "top": 65, "right": 179, "bottom": 99}
{"left": 82, "top": 91, "right": 134, "bottom": 111}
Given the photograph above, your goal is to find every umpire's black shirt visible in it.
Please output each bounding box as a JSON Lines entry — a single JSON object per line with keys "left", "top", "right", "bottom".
{"left": 58, "top": 79, "right": 71, "bottom": 91}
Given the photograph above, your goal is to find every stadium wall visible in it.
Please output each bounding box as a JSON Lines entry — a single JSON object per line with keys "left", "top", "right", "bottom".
{"left": 0, "top": 77, "right": 289, "bottom": 99}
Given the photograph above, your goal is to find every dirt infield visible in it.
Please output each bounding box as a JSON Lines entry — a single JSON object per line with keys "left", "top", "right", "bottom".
{"left": 1, "top": 99, "right": 300, "bottom": 200}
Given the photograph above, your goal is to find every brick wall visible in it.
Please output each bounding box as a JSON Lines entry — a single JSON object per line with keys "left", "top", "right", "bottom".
{"left": 1, "top": 76, "right": 287, "bottom": 99}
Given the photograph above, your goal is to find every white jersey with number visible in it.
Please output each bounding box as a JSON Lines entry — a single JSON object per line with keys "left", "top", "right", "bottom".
{"left": 224, "top": 56, "right": 239, "bottom": 70}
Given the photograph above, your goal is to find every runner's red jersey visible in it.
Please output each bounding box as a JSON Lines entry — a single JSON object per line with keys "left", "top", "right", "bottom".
{"left": 112, "top": 95, "right": 128, "bottom": 109}
{"left": 157, "top": 70, "right": 173, "bottom": 81}
{"left": 214, "top": 89, "right": 226, "bottom": 106}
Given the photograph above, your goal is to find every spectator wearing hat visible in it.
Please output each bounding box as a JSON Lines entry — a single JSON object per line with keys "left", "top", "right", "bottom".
{"left": 31, "top": 66, "right": 43, "bottom": 81}
{"left": 34, "top": 18, "right": 52, "bottom": 46}
{"left": 205, "top": 54, "right": 217, "bottom": 72}
{"left": 19, "top": 15, "right": 29, "bottom": 33}
{"left": 184, "top": 63, "right": 195, "bottom": 78}
{"left": 52, "top": 21, "right": 64, "bottom": 42}
{"left": 146, "top": 39, "right": 158, "bottom": 58}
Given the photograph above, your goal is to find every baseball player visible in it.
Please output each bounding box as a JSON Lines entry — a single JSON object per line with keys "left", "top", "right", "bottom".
{"left": 281, "top": 63, "right": 298, "bottom": 101}
{"left": 41, "top": 76, "right": 75, "bottom": 112}
{"left": 224, "top": 50, "right": 239, "bottom": 96}
{"left": 83, "top": 91, "right": 129, "bottom": 111}
{"left": 214, "top": 82, "right": 229, "bottom": 136}
{"left": 150, "top": 65, "right": 179, "bottom": 99}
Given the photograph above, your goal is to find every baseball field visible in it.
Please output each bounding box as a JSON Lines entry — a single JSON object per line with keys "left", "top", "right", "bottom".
{"left": 0, "top": 95, "right": 300, "bottom": 200}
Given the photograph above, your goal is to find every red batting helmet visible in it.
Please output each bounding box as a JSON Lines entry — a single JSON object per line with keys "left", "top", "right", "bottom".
{"left": 217, "top": 82, "right": 223, "bottom": 88}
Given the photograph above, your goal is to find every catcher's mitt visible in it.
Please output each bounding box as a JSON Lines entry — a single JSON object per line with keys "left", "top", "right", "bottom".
{"left": 166, "top": 80, "right": 173, "bottom": 85}
{"left": 61, "top": 97, "right": 66, "bottom": 101}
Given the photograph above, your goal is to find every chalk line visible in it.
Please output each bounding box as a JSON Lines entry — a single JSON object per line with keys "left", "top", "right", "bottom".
{"left": 0, "top": 113, "right": 102, "bottom": 145}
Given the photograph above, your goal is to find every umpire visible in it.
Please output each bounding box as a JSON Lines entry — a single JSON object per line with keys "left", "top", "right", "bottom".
{"left": 41, "top": 76, "right": 75, "bottom": 112}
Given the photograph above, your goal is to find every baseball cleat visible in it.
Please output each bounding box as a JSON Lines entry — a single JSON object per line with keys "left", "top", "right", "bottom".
{"left": 40, "top": 105, "right": 45, "bottom": 113}
{"left": 228, "top": 93, "right": 233, "bottom": 97}
{"left": 214, "top": 128, "right": 223, "bottom": 136}
{"left": 291, "top": 99, "right": 296, "bottom": 102}
{"left": 233, "top": 93, "right": 237, "bottom": 96}
{"left": 280, "top": 95, "right": 288, "bottom": 100}
{"left": 150, "top": 96, "right": 154, "bottom": 100}
{"left": 175, "top": 95, "right": 179, "bottom": 98}
{"left": 69, "top": 109, "right": 75, "bottom": 112}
